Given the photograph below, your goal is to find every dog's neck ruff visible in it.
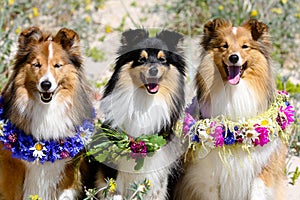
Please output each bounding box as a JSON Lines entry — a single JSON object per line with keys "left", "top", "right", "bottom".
{"left": 100, "top": 86, "right": 171, "bottom": 138}
{"left": 183, "top": 91, "right": 294, "bottom": 157}
{"left": 0, "top": 96, "right": 94, "bottom": 163}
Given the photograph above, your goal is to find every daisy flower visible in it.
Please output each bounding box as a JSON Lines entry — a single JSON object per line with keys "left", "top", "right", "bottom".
{"left": 244, "top": 129, "right": 259, "bottom": 147}
{"left": 77, "top": 120, "right": 94, "bottom": 144}
{"left": 0, "top": 120, "right": 5, "bottom": 136}
{"left": 30, "top": 142, "right": 47, "bottom": 159}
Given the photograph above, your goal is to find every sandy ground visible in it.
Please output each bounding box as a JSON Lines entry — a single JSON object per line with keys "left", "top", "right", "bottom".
{"left": 84, "top": 0, "right": 300, "bottom": 199}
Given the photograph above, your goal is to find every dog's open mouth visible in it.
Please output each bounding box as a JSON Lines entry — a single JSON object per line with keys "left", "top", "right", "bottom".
{"left": 140, "top": 73, "right": 160, "bottom": 94}
{"left": 145, "top": 82, "right": 159, "bottom": 94}
{"left": 225, "top": 62, "right": 247, "bottom": 85}
{"left": 40, "top": 92, "right": 54, "bottom": 103}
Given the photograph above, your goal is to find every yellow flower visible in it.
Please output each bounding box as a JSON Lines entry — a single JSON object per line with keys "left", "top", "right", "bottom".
{"left": 218, "top": 5, "right": 224, "bottom": 11}
{"left": 29, "top": 194, "right": 42, "bottom": 200}
{"left": 281, "top": 0, "right": 287, "bottom": 4}
{"left": 85, "top": 0, "right": 91, "bottom": 4}
{"left": 260, "top": 119, "right": 269, "bottom": 126}
{"left": 85, "top": 16, "right": 91, "bottom": 23}
{"left": 14, "top": 27, "right": 21, "bottom": 33}
{"left": 108, "top": 178, "right": 116, "bottom": 193}
{"left": 86, "top": 4, "right": 91, "bottom": 11}
{"left": 272, "top": 8, "right": 282, "bottom": 14}
{"left": 99, "top": 4, "right": 105, "bottom": 10}
{"left": 295, "top": 13, "right": 300, "bottom": 19}
{"left": 9, "top": 0, "right": 14, "bottom": 5}
{"left": 105, "top": 24, "right": 112, "bottom": 33}
{"left": 32, "top": 7, "right": 39, "bottom": 17}
{"left": 250, "top": 9, "right": 258, "bottom": 17}
{"left": 206, "top": 127, "right": 211, "bottom": 134}
{"left": 145, "top": 179, "right": 152, "bottom": 188}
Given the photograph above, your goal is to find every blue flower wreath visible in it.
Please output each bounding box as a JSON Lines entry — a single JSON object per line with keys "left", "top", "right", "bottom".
{"left": 0, "top": 96, "right": 94, "bottom": 164}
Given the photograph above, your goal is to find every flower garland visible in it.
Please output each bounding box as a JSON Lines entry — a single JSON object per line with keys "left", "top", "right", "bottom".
{"left": 87, "top": 123, "right": 167, "bottom": 171}
{"left": 183, "top": 91, "right": 295, "bottom": 157}
{"left": 0, "top": 96, "right": 95, "bottom": 164}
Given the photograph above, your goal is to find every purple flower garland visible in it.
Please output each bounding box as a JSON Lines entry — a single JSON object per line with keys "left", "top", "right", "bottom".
{"left": 183, "top": 91, "right": 295, "bottom": 149}
{"left": 0, "top": 96, "right": 94, "bottom": 164}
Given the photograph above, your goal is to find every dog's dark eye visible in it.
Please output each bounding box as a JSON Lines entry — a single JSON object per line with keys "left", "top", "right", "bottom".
{"left": 138, "top": 57, "right": 147, "bottom": 64}
{"left": 54, "top": 64, "right": 62, "bottom": 68}
{"left": 222, "top": 43, "right": 228, "bottom": 49}
{"left": 32, "top": 63, "right": 41, "bottom": 68}
{"left": 242, "top": 44, "right": 249, "bottom": 49}
{"left": 159, "top": 57, "right": 167, "bottom": 64}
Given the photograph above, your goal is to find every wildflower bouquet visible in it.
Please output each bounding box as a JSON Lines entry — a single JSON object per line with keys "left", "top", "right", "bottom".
{"left": 87, "top": 122, "right": 167, "bottom": 170}
{"left": 84, "top": 178, "right": 152, "bottom": 200}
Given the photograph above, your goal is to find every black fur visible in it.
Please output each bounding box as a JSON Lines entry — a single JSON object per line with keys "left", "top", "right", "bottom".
{"left": 103, "top": 29, "right": 185, "bottom": 98}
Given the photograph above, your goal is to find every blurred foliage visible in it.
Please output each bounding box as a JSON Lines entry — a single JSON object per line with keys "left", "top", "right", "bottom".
{"left": 289, "top": 166, "right": 300, "bottom": 185}
{"left": 0, "top": 0, "right": 32, "bottom": 88}
{"left": 277, "top": 76, "right": 300, "bottom": 94}
{"left": 86, "top": 47, "right": 106, "bottom": 62}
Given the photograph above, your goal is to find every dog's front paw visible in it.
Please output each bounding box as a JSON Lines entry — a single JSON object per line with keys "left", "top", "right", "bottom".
{"left": 58, "top": 188, "right": 77, "bottom": 200}
{"left": 112, "top": 195, "right": 123, "bottom": 200}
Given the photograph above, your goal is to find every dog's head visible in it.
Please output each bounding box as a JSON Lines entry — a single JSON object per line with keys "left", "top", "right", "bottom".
{"left": 13, "top": 27, "right": 82, "bottom": 104}
{"left": 104, "top": 29, "right": 185, "bottom": 97}
{"left": 201, "top": 18, "right": 271, "bottom": 85}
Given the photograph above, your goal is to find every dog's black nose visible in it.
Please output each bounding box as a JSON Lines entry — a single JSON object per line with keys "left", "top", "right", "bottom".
{"left": 229, "top": 54, "right": 239, "bottom": 64}
{"left": 41, "top": 80, "right": 52, "bottom": 91}
{"left": 149, "top": 67, "right": 158, "bottom": 76}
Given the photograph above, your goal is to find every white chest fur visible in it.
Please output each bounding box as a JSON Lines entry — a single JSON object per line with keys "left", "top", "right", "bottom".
{"left": 201, "top": 79, "right": 260, "bottom": 120}
{"left": 100, "top": 86, "right": 170, "bottom": 137}
{"left": 19, "top": 97, "right": 74, "bottom": 140}
{"left": 23, "top": 160, "right": 73, "bottom": 200}
{"left": 186, "top": 138, "right": 281, "bottom": 200}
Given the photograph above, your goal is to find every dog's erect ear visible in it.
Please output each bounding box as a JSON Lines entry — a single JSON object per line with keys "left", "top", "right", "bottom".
{"left": 54, "top": 28, "right": 82, "bottom": 67}
{"left": 201, "top": 18, "right": 231, "bottom": 50}
{"left": 203, "top": 18, "right": 231, "bottom": 35}
{"left": 54, "top": 28, "right": 80, "bottom": 50}
{"left": 156, "top": 30, "right": 183, "bottom": 50}
{"left": 18, "top": 26, "right": 43, "bottom": 47}
{"left": 121, "top": 29, "right": 149, "bottom": 46}
{"left": 242, "top": 19, "right": 269, "bottom": 41}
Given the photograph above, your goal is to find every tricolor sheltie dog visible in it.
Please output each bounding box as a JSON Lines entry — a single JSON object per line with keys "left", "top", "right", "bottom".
{"left": 175, "top": 18, "right": 287, "bottom": 200}
{"left": 0, "top": 27, "right": 94, "bottom": 199}
{"left": 95, "top": 29, "right": 186, "bottom": 199}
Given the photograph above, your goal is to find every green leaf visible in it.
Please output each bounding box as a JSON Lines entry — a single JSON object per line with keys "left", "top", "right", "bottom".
{"left": 94, "top": 150, "right": 109, "bottom": 163}
{"left": 89, "top": 140, "right": 112, "bottom": 152}
{"left": 134, "top": 158, "right": 145, "bottom": 171}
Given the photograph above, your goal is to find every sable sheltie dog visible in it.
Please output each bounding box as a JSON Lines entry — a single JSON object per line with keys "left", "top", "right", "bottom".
{"left": 95, "top": 29, "right": 186, "bottom": 199}
{"left": 174, "top": 18, "right": 287, "bottom": 200}
{"left": 0, "top": 27, "right": 94, "bottom": 199}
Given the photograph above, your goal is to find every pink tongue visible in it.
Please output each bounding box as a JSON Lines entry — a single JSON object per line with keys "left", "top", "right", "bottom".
{"left": 147, "top": 84, "right": 159, "bottom": 93}
{"left": 228, "top": 66, "right": 241, "bottom": 85}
